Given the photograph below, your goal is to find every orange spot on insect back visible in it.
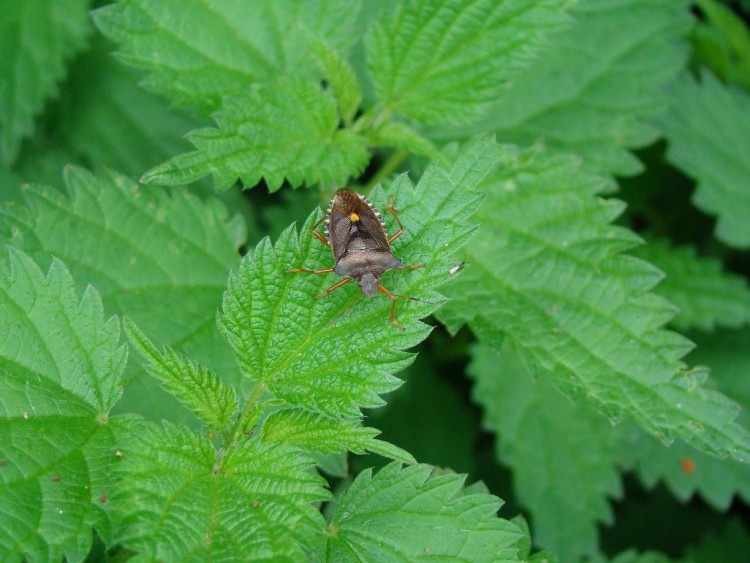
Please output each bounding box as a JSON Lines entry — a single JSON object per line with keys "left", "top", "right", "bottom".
{"left": 681, "top": 457, "right": 696, "bottom": 475}
{"left": 349, "top": 212, "right": 359, "bottom": 222}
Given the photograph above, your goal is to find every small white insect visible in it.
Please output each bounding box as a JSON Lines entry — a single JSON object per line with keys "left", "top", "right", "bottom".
{"left": 449, "top": 261, "right": 466, "bottom": 275}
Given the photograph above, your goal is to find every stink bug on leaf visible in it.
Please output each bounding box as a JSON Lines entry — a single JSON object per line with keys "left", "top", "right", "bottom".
{"left": 286, "top": 188, "right": 426, "bottom": 329}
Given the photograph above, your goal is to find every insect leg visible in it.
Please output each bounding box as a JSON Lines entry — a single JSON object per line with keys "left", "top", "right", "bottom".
{"left": 386, "top": 194, "right": 405, "bottom": 244}
{"left": 376, "top": 283, "right": 406, "bottom": 330}
{"left": 392, "top": 263, "right": 426, "bottom": 271}
{"left": 311, "top": 214, "right": 329, "bottom": 246}
{"left": 315, "top": 277, "right": 352, "bottom": 299}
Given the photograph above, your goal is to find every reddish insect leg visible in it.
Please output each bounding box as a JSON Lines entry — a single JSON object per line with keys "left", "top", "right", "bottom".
{"left": 386, "top": 194, "right": 405, "bottom": 244}
{"left": 377, "top": 283, "right": 406, "bottom": 330}
{"left": 315, "top": 277, "right": 352, "bottom": 299}
{"left": 311, "top": 214, "right": 328, "bottom": 245}
{"left": 393, "top": 263, "right": 426, "bottom": 271}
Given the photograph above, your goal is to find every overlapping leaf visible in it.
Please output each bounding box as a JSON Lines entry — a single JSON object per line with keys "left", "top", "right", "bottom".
{"left": 365, "top": 0, "right": 567, "bottom": 125}
{"left": 468, "top": 342, "right": 623, "bottom": 561}
{"left": 431, "top": 0, "right": 691, "bottom": 178}
{"left": 437, "top": 144, "right": 750, "bottom": 463}
{"left": 0, "top": 167, "right": 245, "bottom": 425}
{"left": 659, "top": 70, "right": 750, "bottom": 248}
{"left": 143, "top": 77, "right": 370, "bottom": 191}
{"left": 60, "top": 40, "right": 206, "bottom": 178}
{"left": 0, "top": 0, "right": 90, "bottom": 165}
{"left": 219, "top": 137, "right": 497, "bottom": 420}
{"left": 327, "top": 462, "right": 525, "bottom": 561}
{"left": 124, "top": 319, "right": 239, "bottom": 431}
{"left": 94, "top": 0, "right": 362, "bottom": 114}
{"left": 632, "top": 237, "right": 750, "bottom": 331}
{"left": 111, "top": 421, "right": 328, "bottom": 560}
{"left": 0, "top": 250, "right": 126, "bottom": 561}
{"left": 621, "top": 328, "right": 750, "bottom": 510}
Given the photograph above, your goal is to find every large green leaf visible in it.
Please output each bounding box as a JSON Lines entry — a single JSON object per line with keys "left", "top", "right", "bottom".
{"left": 469, "top": 342, "right": 622, "bottom": 561}
{"left": 0, "top": 167, "right": 245, "bottom": 425}
{"left": 365, "top": 0, "right": 567, "bottom": 125}
{"left": 142, "top": 77, "right": 370, "bottom": 192}
{"left": 659, "top": 70, "right": 750, "bottom": 249}
{"left": 430, "top": 0, "right": 691, "bottom": 178}
{"left": 622, "top": 328, "right": 750, "bottom": 511}
{"left": 94, "top": 0, "right": 362, "bottom": 115}
{"left": 437, "top": 144, "right": 750, "bottom": 463}
{"left": 59, "top": 40, "right": 206, "bottom": 179}
{"left": 219, "top": 136, "right": 497, "bottom": 421}
{"left": 111, "top": 421, "right": 328, "bottom": 560}
{"left": 0, "top": 250, "right": 126, "bottom": 561}
{"left": 0, "top": 0, "right": 90, "bottom": 165}
{"left": 327, "top": 462, "right": 525, "bottom": 561}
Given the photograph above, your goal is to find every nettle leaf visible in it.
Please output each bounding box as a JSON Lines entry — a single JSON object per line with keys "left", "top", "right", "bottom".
{"left": 0, "top": 167, "right": 245, "bottom": 425}
{"left": 631, "top": 237, "right": 750, "bottom": 332}
{"left": 60, "top": 40, "right": 206, "bottom": 178}
{"left": 309, "top": 36, "right": 363, "bottom": 126}
{"left": 0, "top": 0, "right": 90, "bottom": 165}
{"left": 365, "top": 0, "right": 568, "bottom": 125}
{"left": 124, "top": 319, "right": 239, "bottom": 431}
{"left": 261, "top": 409, "right": 416, "bottom": 463}
{"left": 219, "top": 136, "right": 497, "bottom": 419}
{"left": 94, "top": 0, "right": 362, "bottom": 114}
{"left": 327, "top": 462, "right": 525, "bottom": 561}
{"left": 469, "top": 342, "right": 623, "bottom": 561}
{"left": 112, "top": 420, "right": 328, "bottom": 560}
{"left": 621, "top": 328, "right": 750, "bottom": 511}
{"left": 437, "top": 144, "right": 750, "bottom": 463}
{"left": 432, "top": 0, "right": 691, "bottom": 178}
{"left": 685, "top": 518, "right": 750, "bottom": 563}
{"left": 143, "top": 77, "right": 370, "bottom": 192}
{"left": 0, "top": 250, "right": 126, "bottom": 561}
{"left": 659, "top": 70, "right": 750, "bottom": 249}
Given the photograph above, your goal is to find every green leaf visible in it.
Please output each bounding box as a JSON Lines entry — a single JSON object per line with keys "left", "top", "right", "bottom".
{"left": 685, "top": 518, "right": 750, "bottom": 563}
{"left": 309, "top": 36, "right": 363, "bottom": 125}
{"left": 327, "top": 462, "right": 525, "bottom": 561}
{"left": 0, "top": 249, "right": 126, "bottom": 561}
{"left": 124, "top": 318, "right": 239, "bottom": 431}
{"left": 631, "top": 237, "right": 750, "bottom": 332}
{"left": 59, "top": 39, "right": 206, "bottom": 179}
{"left": 219, "top": 136, "right": 497, "bottom": 421}
{"left": 437, "top": 144, "right": 750, "bottom": 463}
{"left": 143, "top": 77, "right": 370, "bottom": 191}
{"left": 94, "top": 0, "right": 362, "bottom": 115}
{"left": 112, "top": 421, "right": 328, "bottom": 560}
{"left": 659, "top": 70, "right": 750, "bottom": 249}
{"left": 365, "top": 0, "right": 568, "bottom": 125}
{"left": 469, "top": 342, "right": 622, "bottom": 561}
{"left": 0, "top": 167, "right": 245, "bottom": 426}
{"left": 366, "top": 121, "right": 443, "bottom": 161}
{"left": 0, "top": 0, "right": 90, "bottom": 165}
{"left": 261, "top": 409, "right": 416, "bottom": 463}
{"left": 431, "top": 0, "right": 691, "bottom": 178}
{"left": 622, "top": 328, "right": 750, "bottom": 511}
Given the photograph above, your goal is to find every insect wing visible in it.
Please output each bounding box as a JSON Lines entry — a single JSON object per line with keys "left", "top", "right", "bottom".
{"left": 327, "top": 190, "right": 389, "bottom": 261}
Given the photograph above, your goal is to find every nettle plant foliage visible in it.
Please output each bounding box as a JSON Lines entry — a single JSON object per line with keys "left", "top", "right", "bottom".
{"left": 2, "top": 0, "right": 750, "bottom": 561}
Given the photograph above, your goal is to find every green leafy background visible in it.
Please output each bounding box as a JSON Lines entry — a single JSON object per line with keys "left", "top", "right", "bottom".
{"left": 2, "top": 0, "right": 750, "bottom": 561}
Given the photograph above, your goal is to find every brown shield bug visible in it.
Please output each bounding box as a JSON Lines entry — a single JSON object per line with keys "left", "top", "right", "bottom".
{"left": 286, "top": 189, "right": 426, "bottom": 329}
